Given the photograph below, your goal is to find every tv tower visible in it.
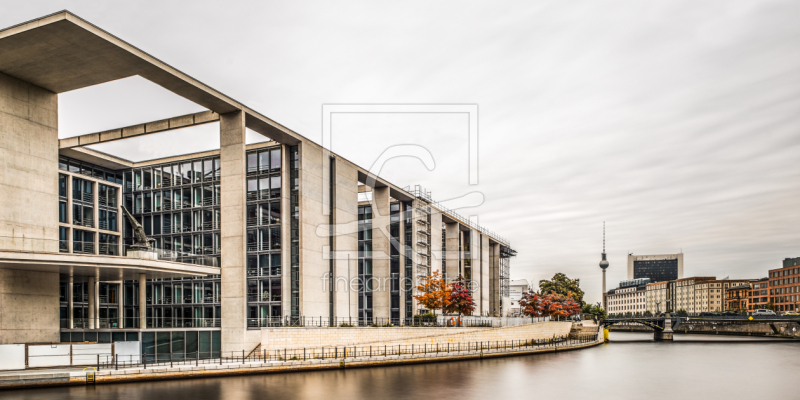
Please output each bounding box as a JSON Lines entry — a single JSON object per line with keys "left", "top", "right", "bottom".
{"left": 599, "top": 222, "right": 609, "bottom": 310}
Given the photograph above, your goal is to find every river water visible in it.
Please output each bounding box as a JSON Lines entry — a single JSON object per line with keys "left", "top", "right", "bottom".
{"left": 3, "top": 332, "right": 798, "bottom": 400}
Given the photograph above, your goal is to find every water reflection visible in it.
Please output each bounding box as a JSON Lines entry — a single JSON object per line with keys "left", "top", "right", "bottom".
{"left": 4, "top": 332, "right": 798, "bottom": 400}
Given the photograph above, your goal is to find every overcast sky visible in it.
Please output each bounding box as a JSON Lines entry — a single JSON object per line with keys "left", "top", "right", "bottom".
{"left": 4, "top": 1, "right": 799, "bottom": 304}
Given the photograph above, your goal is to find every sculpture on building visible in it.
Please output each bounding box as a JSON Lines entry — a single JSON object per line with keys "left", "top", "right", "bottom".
{"left": 121, "top": 205, "right": 156, "bottom": 250}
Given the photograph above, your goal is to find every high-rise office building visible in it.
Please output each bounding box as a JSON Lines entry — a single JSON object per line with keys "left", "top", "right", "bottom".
{"left": 627, "top": 253, "right": 683, "bottom": 283}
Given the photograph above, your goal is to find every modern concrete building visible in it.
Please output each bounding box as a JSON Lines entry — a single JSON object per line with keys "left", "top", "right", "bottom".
{"left": 607, "top": 278, "right": 648, "bottom": 315}
{"left": 627, "top": 253, "right": 683, "bottom": 283}
{"left": 0, "top": 11, "right": 515, "bottom": 356}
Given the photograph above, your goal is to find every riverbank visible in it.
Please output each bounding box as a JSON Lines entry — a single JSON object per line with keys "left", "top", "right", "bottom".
{"left": 0, "top": 336, "right": 601, "bottom": 390}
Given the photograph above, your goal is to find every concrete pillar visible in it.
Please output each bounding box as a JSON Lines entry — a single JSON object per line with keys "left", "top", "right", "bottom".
{"left": 139, "top": 273, "right": 146, "bottom": 329}
{"left": 371, "top": 186, "right": 391, "bottom": 320}
{"left": 299, "top": 143, "right": 328, "bottom": 318}
{"left": 332, "top": 158, "right": 358, "bottom": 321}
{"left": 88, "top": 276, "right": 96, "bottom": 329}
{"left": 429, "top": 211, "right": 443, "bottom": 279}
{"left": 117, "top": 282, "right": 124, "bottom": 328}
{"left": 444, "top": 223, "right": 460, "bottom": 280}
{"left": 470, "top": 229, "right": 482, "bottom": 315}
{"left": 68, "top": 275, "right": 74, "bottom": 329}
{"left": 480, "top": 234, "right": 490, "bottom": 315}
{"left": 220, "top": 110, "right": 247, "bottom": 352}
{"left": 489, "top": 243, "right": 501, "bottom": 316}
{"left": 0, "top": 72, "right": 60, "bottom": 344}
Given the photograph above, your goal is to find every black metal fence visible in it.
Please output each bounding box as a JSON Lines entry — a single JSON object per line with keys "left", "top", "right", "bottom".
{"left": 246, "top": 316, "right": 492, "bottom": 328}
{"left": 97, "top": 333, "right": 599, "bottom": 370}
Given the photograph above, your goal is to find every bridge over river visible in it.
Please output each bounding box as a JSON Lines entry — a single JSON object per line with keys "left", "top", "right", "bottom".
{"left": 601, "top": 314, "right": 800, "bottom": 341}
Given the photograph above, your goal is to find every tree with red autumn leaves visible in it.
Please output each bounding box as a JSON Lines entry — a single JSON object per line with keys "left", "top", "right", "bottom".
{"left": 445, "top": 275, "right": 475, "bottom": 316}
{"left": 519, "top": 290, "right": 581, "bottom": 319}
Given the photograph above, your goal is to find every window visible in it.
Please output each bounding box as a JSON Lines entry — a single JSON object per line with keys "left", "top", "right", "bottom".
{"left": 247, "top": 153, "right": 257, "bottom": 174}
{"left": 59, "top": 174, "right": 67, "bottom": 197}
{"left": 259, "top": 151, "right": 270, "bottom": 172}
{"left": 59, "top": 201, "right": 67, "bottom": 223}
{"left": 270, "top": 149, "right": 281, "bottom": 171}
{"left": 270, "top": 176, "right": 281, "bottom": 199}
{"left": 59, "top": 227, "right": 69, "bottom": 253}
{"left": 99, "top": 234, "right": 119, "bottom": 256}
{"left": 73, "top": 229, "right": 95, "bottom": 254}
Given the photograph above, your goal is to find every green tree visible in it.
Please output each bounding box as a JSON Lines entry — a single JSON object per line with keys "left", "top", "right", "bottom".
{"left": 581, "top": 302, "right": 607, "bottom": 320}
{"left": 643, "top": 310, "right": 653, "bottom": 317}
{"left": 538, "top": 273, "right": 585, "bottom": 306}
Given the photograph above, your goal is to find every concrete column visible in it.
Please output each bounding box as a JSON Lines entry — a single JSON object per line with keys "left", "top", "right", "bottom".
{"left": 88, "top": 276, "right": 96, "bottom": 329}
{"left": 0, "top": 72, "right": 60, "bottom": 344}
{"left": 298, "top": 143, "right": 330, "bottom": 318}
{"left": 333, "top": 158, "right": 358, "bottom": 321}
{"left": 371, "top": 186, "right": 391, "bottom": 320}
{"left": 444, "top": 223, "right": 460, "bottom": 280}
{"left": 139, "top": 273, "right": 146, "bottom": 329}
{"left": 480, "top": 234, "right": 490, "bottom": 315}
{"left": 68, "top": 275, "right": 74, "bottom": 329}
{"left": 220, "top": 110, "right": 247, "bottom": 352}
{"left": 489, "top": 243, "right": 501, "bottom": 316}
{"left": 429, "top": 211, "right": 443, "bottom": 279}
{"left": 470, "top": 230, "right": 482, "bottom": 315}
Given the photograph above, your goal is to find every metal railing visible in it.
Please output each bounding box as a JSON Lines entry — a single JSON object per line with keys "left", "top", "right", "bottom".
{"left": 243, "top": 316, "right": 502, "bottom": 328}
{"left": 0, "top": 236, "right": 220, "bottom": 268}
{"left": 404, "top": 185, "right": 510, "bottom": 246}
{"left": 74, "top": 217, "right": 94, "bottom": 228}
{"left": 95, "top": 333, "right": 598, "bottom": 371}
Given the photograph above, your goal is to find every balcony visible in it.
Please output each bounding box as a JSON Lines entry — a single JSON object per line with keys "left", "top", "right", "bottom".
{"left": 0, "top": 236, "right": 220, "bottom": 281}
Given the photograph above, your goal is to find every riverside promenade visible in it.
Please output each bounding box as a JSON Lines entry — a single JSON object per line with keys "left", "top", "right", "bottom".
{"left": 0, "top": 330, "right": 600, "bottom": 390}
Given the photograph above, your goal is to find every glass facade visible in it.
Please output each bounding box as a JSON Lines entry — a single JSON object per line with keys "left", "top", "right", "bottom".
{"left": 245, "top": 146, "right": 283, "bottom": 326}
{"left": 358, "top": 205, "right": 373, "bottom": 321}
{"left": 389, "top": 202, "right": 401, "bottom": 322}
{"left": 290, "top": 145, "right": 300, "bottom": 318}
{"left": 634, "top": 259, "right": 679, "bottom": 283}
{"left": 122, "top": 155, "right": 223, "bottom": 328}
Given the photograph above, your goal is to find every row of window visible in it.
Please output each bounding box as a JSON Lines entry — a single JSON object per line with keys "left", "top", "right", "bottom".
{"left": 247, "top": 253, "right": 282, "bottom": 277}
{"left": 126, "top": 186, "right": 221, "bottom": 213}
{"left": 246, "top": 148, "right": 282, "bottom": 175}
{"left": 246, "top": 227, "right": 282, "bottom": 252}
{"left": 58, "top": 227, "right": 119, "bottom": 255}
{"left": 129, "top": 210, "right": 221, "bottom": 236}
{"left": 125, "top": 158, "right": 221, "bottom": 193}
{"left": 59, "top": 157, "right": 123, "bottom": 185}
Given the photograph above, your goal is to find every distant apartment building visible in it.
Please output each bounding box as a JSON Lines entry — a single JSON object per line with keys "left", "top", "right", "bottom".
{"left": 767, "top": 257, "right": 800, "bottom": 312}
{"left": 645, "top": 281, "right": 668, "bottom": 313}
{"left": 607, "top": 278, "right": 649, "bottom": 315}
{"left": 627, "top": 254, "right": 684, "bottom": 283}
{"left": 726, "top": 284, "right": 751, "bottom": 312}
{"left": 711, "top": 279, "right": 756, "bottom": 311}
{"left": 674, "top": 277, "right": 715, "bottom": 314}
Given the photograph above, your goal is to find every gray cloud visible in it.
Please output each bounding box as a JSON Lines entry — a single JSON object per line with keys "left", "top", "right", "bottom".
{"left": 4, "top": 0, "right": 799, "bottom": 304}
